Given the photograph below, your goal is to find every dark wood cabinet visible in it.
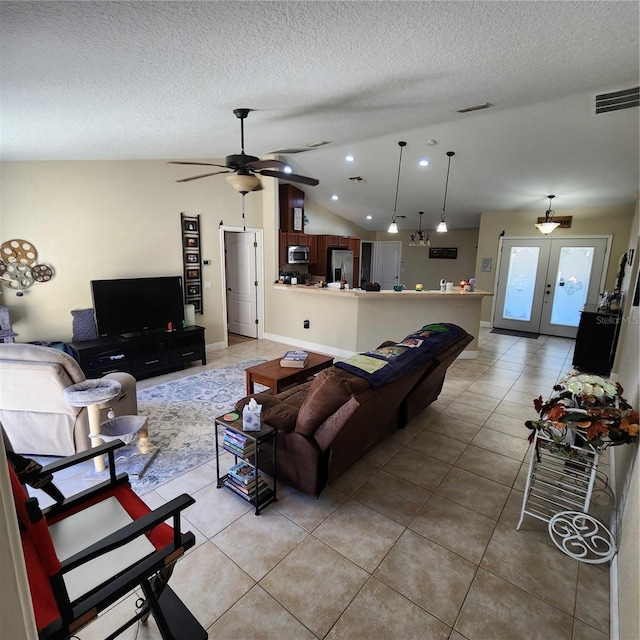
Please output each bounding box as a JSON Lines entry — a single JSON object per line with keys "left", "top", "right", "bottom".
{"left": 279, "top": 184, "right": 305, "bottom": 233}
{"left": 572, "top": 307, "right": 621, "bottom": 376}
{"left": 68, "top": 326, "right": 206, "bottom": 380}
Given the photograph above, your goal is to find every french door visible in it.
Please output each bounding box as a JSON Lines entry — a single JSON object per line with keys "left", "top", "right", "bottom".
{"left": 493, "top": 238, "right": 608, "bottom": 338}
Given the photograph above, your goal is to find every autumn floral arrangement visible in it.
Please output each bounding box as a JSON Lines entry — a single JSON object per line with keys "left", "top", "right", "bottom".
{"left": 525, "top": 372, "right": 639, "bottom": 452}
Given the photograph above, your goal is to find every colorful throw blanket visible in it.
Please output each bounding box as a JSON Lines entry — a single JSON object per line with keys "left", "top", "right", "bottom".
{"left": 335, "top": 323, "right": 467, "bottom": 389}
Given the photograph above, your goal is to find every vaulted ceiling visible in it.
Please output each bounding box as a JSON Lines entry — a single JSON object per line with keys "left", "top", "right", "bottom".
{"left": 1, "top": 1, "right": 638, "bottom": 231}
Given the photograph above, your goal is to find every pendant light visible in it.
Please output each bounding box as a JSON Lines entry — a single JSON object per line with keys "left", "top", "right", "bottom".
{"left": 436, "top": 151, "right": 455, "bottom": 233}
{"left": 535, "top": 195, "right": 560, "bottom": 234}
{"left": 388, "top": 141, "right": 407, "bottom": 233}
{"left": 409, "top": 211, "right": 430, "bottom": 246}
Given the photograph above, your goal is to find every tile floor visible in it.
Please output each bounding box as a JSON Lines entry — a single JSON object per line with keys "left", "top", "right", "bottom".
{"left": 45, "top": 329, "right": 612, "bottom": 639}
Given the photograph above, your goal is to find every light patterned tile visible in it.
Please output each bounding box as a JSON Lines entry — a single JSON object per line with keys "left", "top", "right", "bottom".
{"left": 481, "top": 523, "right": 579, "bottom": 614}
{"left": 314, "top": 499, "right": 405, "bottom": 572}
{"left": 353, "top": 469, "right": 431, "bottom": 526}
{"left": 435, "top": 467, "right": 510, "bottom": 520}
{"left": 374, "top": 529, "right": 477, "bottom": 626}
{"left": 260, "top": 537, "right": 368, "bottom": 639}
{"left": 442, "top": 402, "right": 493, "bottom": 426}
{"left": 212, "top": 509, "right": 307, "bottom": 580}
{"left": 471, "top": 426, "right": 530, "bottom": 461}
{"left": 575, "top": 563, "right": 610, "bottom": 634}
{"left": 456, "top": 392, "right": 501, "bottom": 412}
{"left": 325, "top": 577, "right": 451, "bottom": 640}
{"left": 454, "top": 445, "right": 521, "bottom": 486}
{"left": 455, "top": 568, "right": 573, "bottom": 640}
{"left": 425, "top": 413, "right": 482, "bottom": 443}
{"left": 208, "top": 585, "right": 316, "bottom": 640}
{"left": 409, "top": 494, "right": 496, "bottom": 564}
{"left": 383, "top": 447, "right": 452, "bottom": 491}
{"left": 273, "top": 484, "right": 347, "bottom": 532}
{"left": 406, "top": 429, "right": 468, "bottom": 464}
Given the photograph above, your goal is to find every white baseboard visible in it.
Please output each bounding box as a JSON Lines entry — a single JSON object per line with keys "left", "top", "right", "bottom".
{"left": 206, "top": 340, "right": 227, "bottom": 352}
{"left": 480, "top": 320, "right": 492, "bottom": 328}
{"left": 263, "top": 333, "right": 355, "bottom": 359}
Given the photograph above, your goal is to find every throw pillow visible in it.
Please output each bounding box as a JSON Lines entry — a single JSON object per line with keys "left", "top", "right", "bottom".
{"left": 296, "top": 368, "right": 368, "bottom": 436}
{"left": 71, "top": 308, "right": 98, "bottom": 342}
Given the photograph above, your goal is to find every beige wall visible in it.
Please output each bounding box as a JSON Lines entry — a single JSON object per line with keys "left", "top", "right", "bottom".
{"left": 372, "top": 228, "right": 479, "bottom": 291}
{"left": 0, "top": 160, "right": 263, "bottom": 343}
{"left": 304, "top": 198, "right": 373, "bottom": 238}
{"left": 474, "top": 203, "right": 635, "bottom": 323}
{"left": 611, "top": 198, "right": 639, "bottom": 640}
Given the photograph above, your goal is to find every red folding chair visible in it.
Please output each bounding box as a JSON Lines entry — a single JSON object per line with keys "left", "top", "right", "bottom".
{"left": 7, "top": 439, "right": 207, "bottom": 640}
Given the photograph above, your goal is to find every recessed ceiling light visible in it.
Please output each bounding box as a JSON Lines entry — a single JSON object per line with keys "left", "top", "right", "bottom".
{"left": 419, "top": 159, "right": 429, "bottom": 167}
{"left": 345, "top": 155, "right": 355, "bottom": 162}
{"left": 426, "top": 139, "right": 437, "bottom": 146}
{"left": 283, "top": 165, "right": 293, "bottom": 174}
{"left": 331, "top": 194, "right": 339, "bottom": 200}
{"left": 365, "top": 215, "right": 373, "bottom": 220}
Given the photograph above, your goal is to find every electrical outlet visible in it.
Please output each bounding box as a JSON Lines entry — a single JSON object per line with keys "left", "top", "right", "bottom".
{"left": 204, "top": 281, "right": 212, "bottom": 289}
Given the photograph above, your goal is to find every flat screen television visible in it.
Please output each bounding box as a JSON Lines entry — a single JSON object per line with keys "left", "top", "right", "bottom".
{"left": 91, "top": 276, "right": 185, "bottom": 338}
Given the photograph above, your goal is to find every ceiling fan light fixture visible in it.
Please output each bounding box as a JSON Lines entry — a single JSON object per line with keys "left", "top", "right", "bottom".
{"left": 226, "top": 173, "right": 260, "bottom": 194}
{"left": 388, "top": 141, "right": 407, "bottom": 234}
{"left": 535, "top": 195, "right": 560, "bottom": 234}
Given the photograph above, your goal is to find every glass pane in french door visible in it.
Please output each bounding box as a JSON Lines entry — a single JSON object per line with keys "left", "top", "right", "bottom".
{"left": 502, "top": 246, "right": 541, "bottom": 322}
{"left": 549, "top": 246, "right": 595, "bottom": 327}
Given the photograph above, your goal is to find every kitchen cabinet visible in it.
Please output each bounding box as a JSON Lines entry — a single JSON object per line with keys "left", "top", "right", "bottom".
{"left": 279, "top": 184, "right": 305, "bottom": 233}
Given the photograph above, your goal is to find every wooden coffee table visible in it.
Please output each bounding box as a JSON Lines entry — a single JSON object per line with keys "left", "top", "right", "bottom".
{"left": 245, "top": 352, "right": 334, "bottom": 394}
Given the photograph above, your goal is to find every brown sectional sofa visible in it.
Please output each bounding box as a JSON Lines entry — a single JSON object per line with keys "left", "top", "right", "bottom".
{"left": 236, "top": 324, "right": 473, "bottom": 496}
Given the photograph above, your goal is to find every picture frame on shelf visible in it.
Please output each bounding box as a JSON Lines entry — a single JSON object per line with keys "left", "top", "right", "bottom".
{"left": 188, "top": 298, "right": 202, "bottom": 313}
{"left": 185, "top": 252, "right": 199, "bottom": 264}
{"left": 185, "top": 268, "right": 200, "bottom": 280}
{"left": 183, "top": 218, "right": 198, "bottom": 233}
{"left": 184, "top": 236, "right": 199, "bottom": 249}
{"left": 187, "top": 283, "right": 200, "bottom": 296}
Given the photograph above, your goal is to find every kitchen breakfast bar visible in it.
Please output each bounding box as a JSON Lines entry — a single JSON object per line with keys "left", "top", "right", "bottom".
{"left": 266, "top": 285, "right": 493, "bottom": 358}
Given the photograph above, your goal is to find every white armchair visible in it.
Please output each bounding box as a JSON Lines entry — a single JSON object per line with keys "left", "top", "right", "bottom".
{"left": 0, "top": 343, "right": 137, "bottom": 456}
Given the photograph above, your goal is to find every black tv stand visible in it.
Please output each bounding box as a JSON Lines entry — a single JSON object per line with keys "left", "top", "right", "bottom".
{"left": 68, "top": 325, "right": 206, "bottom": 380}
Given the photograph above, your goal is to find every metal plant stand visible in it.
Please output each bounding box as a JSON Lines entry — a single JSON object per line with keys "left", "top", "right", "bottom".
{"left": 517, "top": 431, "right": 617, "bottom": 563}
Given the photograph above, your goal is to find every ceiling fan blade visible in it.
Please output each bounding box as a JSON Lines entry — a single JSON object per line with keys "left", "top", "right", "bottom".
{"left": 258, "top": 169, "right": 319, "bottom": 186}
{"left": 176, "top": 170, "right": 232, "bottom": 183}
{"left": 246, "top": 159, "right": 289, "bottom": 171}
{"left": 169, "top": 161, "right": 229, "bottom": 168}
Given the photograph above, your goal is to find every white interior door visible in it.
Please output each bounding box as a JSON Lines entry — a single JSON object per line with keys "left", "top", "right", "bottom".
{"left": 494, "top": 237, "right": 608, "bottom": 337}
{"left": 225, "top": 231, "right": 258, "bottom": 337}
{"left": 375, "top": 241, "right": 402, "bottom": 290}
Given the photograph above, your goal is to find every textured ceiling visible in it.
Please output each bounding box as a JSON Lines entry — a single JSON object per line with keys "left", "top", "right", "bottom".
{"left": 1, "top": 1, "right": 638, "bottom": 231}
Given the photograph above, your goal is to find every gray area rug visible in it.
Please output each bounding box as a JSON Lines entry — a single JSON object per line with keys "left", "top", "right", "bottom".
{"left": 130, "top": 358, "right": 266, "bottom": 495}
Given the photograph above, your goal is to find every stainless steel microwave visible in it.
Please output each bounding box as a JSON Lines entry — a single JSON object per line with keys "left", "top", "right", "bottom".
{"left": 287, "top": 245, "right": 310, "bottom": 264}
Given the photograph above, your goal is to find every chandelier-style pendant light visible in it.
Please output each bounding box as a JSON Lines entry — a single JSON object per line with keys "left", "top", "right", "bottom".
{"left": 535, "top": 195, "right": 560, "bottom": 234}
{"left": 388, "top": 141, "right": 407, "bottom": 233}
{"left": 409, "top": 211, "right": 430, "bottom": 246}
{"left": 437, "top": 151, "right": 455, "bottom": 233}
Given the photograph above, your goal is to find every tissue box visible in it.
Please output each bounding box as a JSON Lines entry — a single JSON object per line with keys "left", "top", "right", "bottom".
{"left": 242, "top": 403, "right": 262, "bottom": 431}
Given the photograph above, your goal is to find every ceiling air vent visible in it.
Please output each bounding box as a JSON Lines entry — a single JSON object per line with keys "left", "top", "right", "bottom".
{"left": 456, "top": 102, "right": 493, "bottom": 114}
{"left": 349, "top": 176, "right": 367, "bottom": 183}
{"left": 595, "top": 87, "right": 639, "bottom": 114}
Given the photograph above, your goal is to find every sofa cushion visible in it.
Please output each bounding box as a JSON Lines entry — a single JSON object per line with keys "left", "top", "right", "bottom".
{"left": 235, "top": 393, "right": 298, "bottom": 433}
{"left": 296, "top": 368, "right": 369, "bottom": 437}
{"left": 314, "top": 397, "right": 360, "bottom": 452}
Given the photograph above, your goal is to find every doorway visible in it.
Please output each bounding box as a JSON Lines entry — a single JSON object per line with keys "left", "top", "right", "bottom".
{"left": 493, "top": 237, "right": 609, "bottom": 338}
{"left": 375, "top": 241, "right": 403, "bottom": 290}
{"left": 222, "top": 228, "right": 263, "bottom": 341}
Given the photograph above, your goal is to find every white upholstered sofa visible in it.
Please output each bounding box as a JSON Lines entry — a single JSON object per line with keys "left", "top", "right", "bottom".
{"left": 0, "top": 343, "right": 137, "bottom": 456}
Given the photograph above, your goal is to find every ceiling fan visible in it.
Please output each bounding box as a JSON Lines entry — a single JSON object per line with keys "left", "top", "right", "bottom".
{"left": 169, "top": 108, "right": 319, "bottom": 193}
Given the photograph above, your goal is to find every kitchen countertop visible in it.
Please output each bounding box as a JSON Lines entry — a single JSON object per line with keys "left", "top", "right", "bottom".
{"left": 273, "top": 284, "right": 493, "bottom": 297}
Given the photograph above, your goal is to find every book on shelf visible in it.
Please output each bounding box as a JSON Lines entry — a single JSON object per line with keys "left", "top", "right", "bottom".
{"left": 227, "top": 461, "right": 257, "bottom": 485}
{"left": 225, "top": 474, "right": 268, "bottom": 495}
{"left": 280, "top": 350, "right": 309, "bottom": 368}
{"left": 224, "top": 478, "right": 270, "bottom": 501}
{"left": 223, "top": 429, "right": 256, "bottom": 456}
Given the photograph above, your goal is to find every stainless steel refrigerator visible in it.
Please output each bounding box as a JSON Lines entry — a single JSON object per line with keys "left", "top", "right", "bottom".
{"left": 329, "top": 249, "right": 354, "bottom": 284}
